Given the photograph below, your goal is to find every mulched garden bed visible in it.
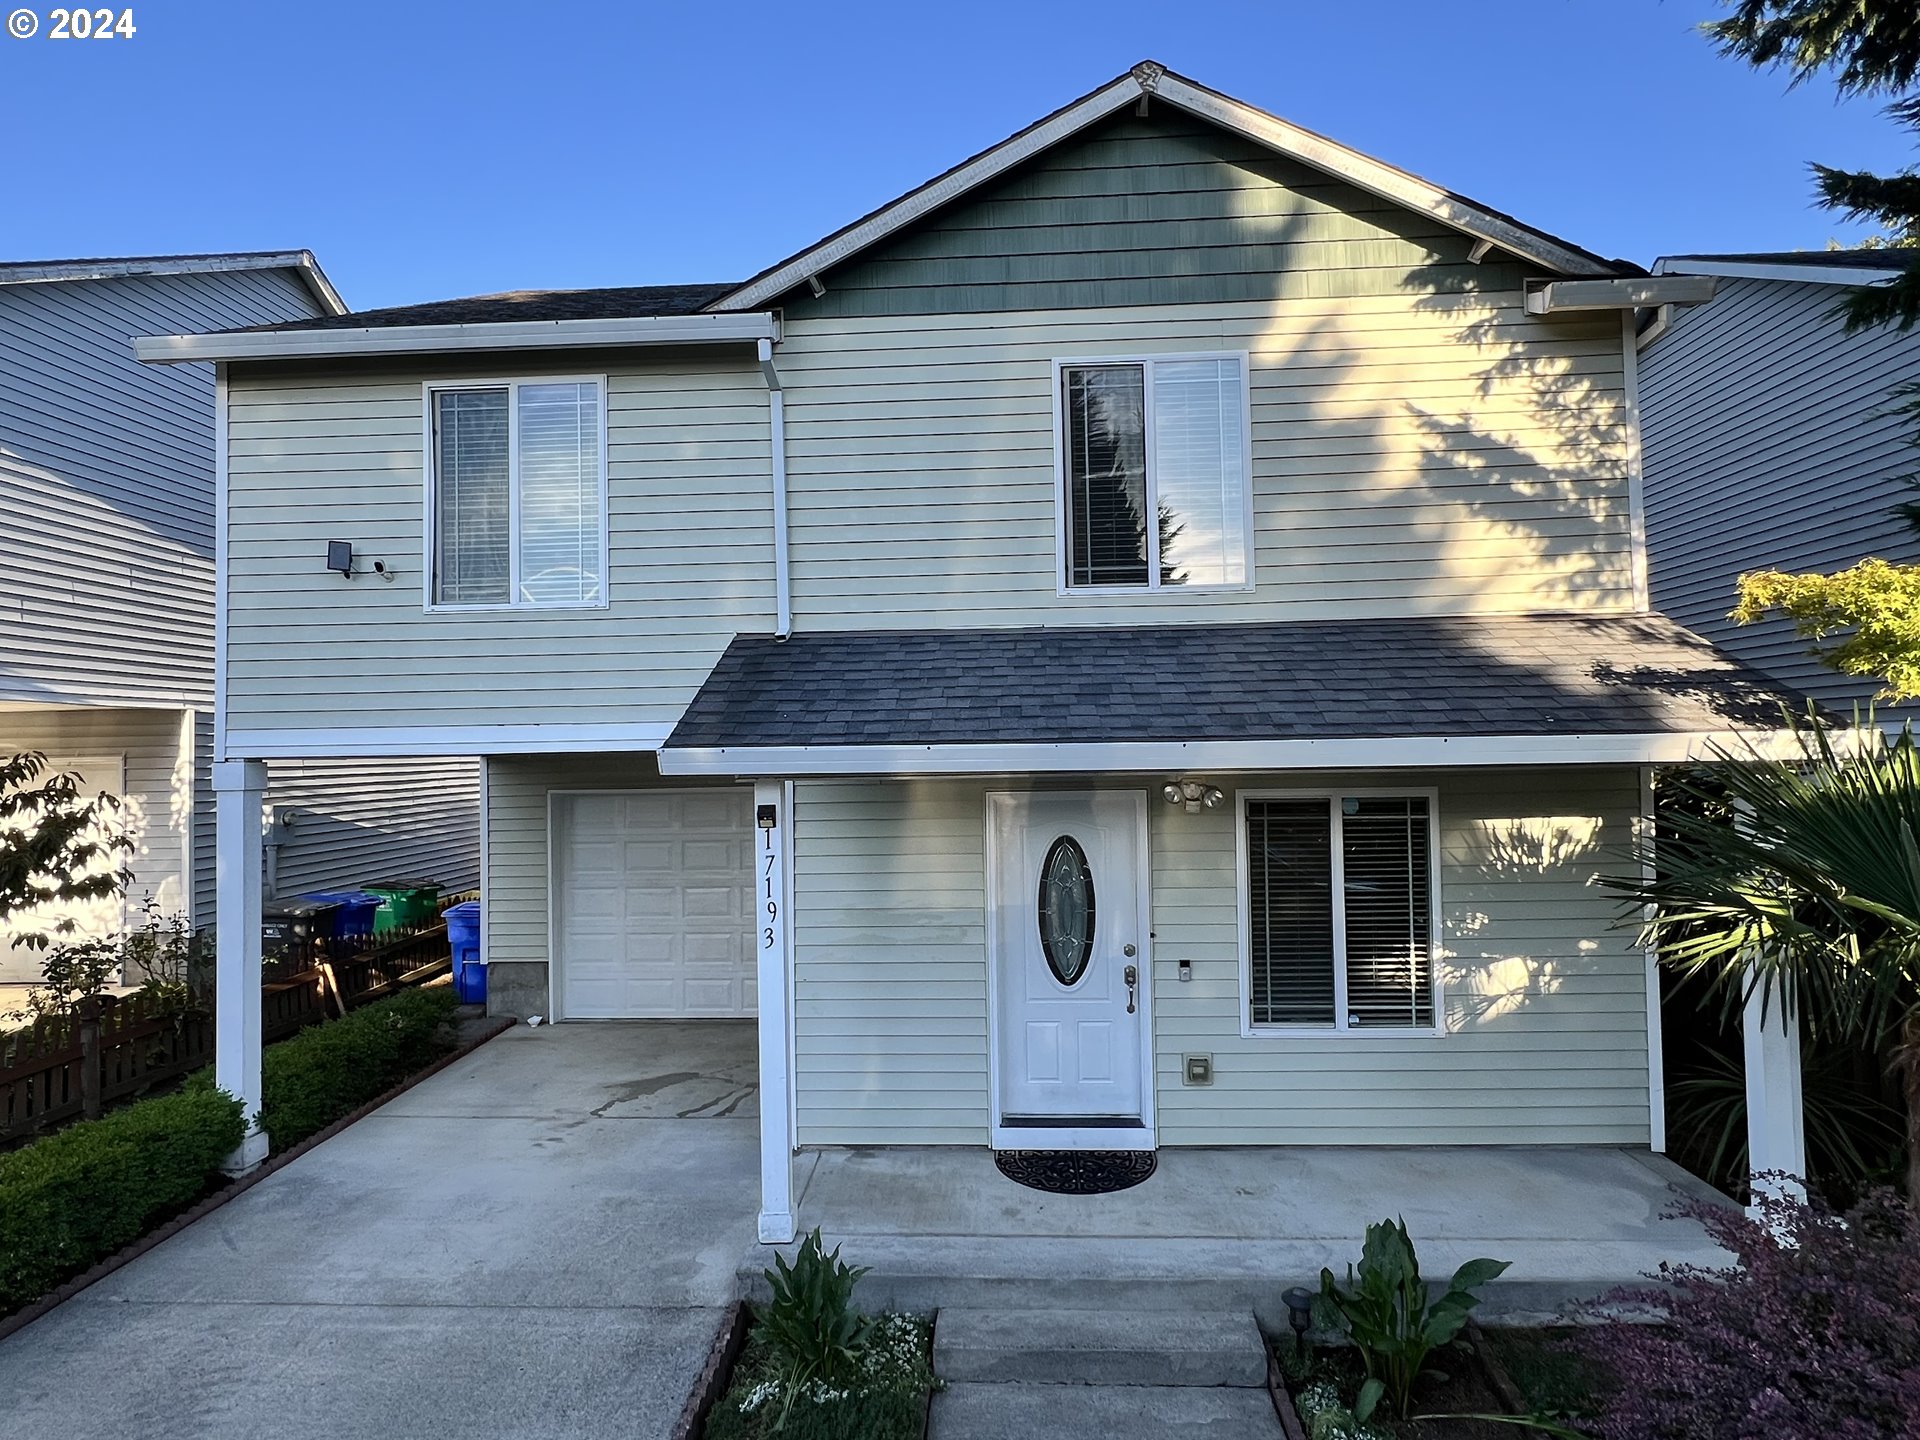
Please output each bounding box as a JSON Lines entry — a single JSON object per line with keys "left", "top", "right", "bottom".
{"left": 1267, "top": 1321, "right": 1613, "bottom": 1439}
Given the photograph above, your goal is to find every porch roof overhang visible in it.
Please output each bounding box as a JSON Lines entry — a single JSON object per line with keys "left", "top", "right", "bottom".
{"left": 657, "top": 614, "right": 1811, "bottom": 778}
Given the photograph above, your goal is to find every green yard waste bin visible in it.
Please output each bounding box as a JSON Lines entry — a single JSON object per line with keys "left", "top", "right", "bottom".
{"left": 359, "top": 878, "right": 442, "bottom": 935}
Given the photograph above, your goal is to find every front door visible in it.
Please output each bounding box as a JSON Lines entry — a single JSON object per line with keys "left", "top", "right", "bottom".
{"left": 988, "top": 790, "right": 1150, "bottom": 1146}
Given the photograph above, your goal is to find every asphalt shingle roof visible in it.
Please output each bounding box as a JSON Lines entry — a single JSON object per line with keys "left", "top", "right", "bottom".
{"left": 665, "top": 614, "right": 1799, "bottom": 751}
{"left": 238, "top": 282, "right": 739, "bottom": 332}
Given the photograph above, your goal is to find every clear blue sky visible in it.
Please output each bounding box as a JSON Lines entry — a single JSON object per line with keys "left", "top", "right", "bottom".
{"left": 1, "top": 0, "right": 1911, "bottom": 310}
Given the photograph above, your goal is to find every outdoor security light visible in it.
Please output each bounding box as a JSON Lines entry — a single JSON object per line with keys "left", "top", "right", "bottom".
{"left": 1161, "top": 780, "right": 1225, "bottom": 814}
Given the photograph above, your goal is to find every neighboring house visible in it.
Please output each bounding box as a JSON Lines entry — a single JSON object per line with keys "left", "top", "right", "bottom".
{"left": 1639, "top": 249, "right": 1920, "bottom": 712}
{"left": 0, "top": 252, "right": 481, "bottom": 982}
{"left": 137, "top": 66, "right": 1797, "bottom": 1229}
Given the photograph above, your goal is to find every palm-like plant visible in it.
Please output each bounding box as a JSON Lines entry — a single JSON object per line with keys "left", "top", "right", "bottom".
{"left": 1608, "top": 716, "right": 1920, "bottom": 1207}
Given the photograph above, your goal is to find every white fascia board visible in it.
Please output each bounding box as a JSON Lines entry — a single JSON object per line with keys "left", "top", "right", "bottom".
{"left": 711, "top": 66, "right": 1617, "bottom": 313}
{"left": 0, "top": 251, "right": 348, "bottom": 316}
{"left": 714, "top": 76, "right": 1144, "bottom": 312}
{"left": 1653, "top": 257, "right": 1903, "bottom": 288}
{"left": 657, "top": 730, "right": 1811, "bottom": 777}
{"left": 132, "top": 311, "right": 778, "bottom": 365}
{"left": 222, "top": 724, "right": 671, "bottom": 759}
{"left": 1525, "top": 276, "right": 1716, "bottom": 314}
{"left": 1148, "top": 74, "right": 1617, "bottom": 278}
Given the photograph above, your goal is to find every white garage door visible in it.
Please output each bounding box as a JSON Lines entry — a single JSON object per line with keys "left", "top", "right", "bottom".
{"left": 553, "top": 789, "right": 755, "bottom": 1019}
{"left": 0, "top": 754, "right": 126, "bottom": 985}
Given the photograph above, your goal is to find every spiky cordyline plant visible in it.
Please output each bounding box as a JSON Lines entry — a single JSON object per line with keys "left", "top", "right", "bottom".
{"left": 1608, "top": 714, "right": 1920, "bottom": 1208}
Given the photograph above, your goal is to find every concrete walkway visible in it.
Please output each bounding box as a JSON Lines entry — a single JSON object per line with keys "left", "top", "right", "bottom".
{"left": 0, "top": 1021, "right": 759, "bottom": 1440}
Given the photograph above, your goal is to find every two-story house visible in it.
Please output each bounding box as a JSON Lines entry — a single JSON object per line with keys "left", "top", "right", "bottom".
{"left": 137, "top": 67, "right": 1795, "bottom": 1234}
{"left": 0, "top": 252, "right": 480, "bottom": 982}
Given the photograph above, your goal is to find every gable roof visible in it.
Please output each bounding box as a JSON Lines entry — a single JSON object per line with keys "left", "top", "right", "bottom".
{"left": 708, "top": 61, "right": 1628, "bottom": 313}
{"left": 0, "top": 250, "right": 346, "bottom": 316}
{"left": 1655, "top": 250, "right": 1920, "bottom": 287}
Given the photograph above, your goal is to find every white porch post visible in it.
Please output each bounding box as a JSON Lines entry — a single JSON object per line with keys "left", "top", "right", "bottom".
{"left": 753, "top": 777, "right": 796, "bottom": 1243}
{"left": 1743, "top": 980, "right": 1806, "bottom": 1203}
{"left": 214, "top": 758, "right": 269, "bottom": 1174}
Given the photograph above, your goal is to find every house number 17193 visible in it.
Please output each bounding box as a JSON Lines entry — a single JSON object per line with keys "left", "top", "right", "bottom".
{"left": 762, "top": 839, "right": 779, "bottom": 949}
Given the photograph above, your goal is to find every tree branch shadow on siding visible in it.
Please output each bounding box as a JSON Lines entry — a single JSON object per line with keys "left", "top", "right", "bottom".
{"left": 1442, "top": 816, "right": 1606, "bottom": 1030}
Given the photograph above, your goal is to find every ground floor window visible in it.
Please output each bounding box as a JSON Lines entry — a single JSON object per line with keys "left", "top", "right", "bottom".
{"left": 1241, "top": 790, "right": 1438, "bottom": 1033}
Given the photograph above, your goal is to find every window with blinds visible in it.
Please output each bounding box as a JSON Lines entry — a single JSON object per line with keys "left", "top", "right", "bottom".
{"left": 430, "top": 378, "right": 605, "bottom": 609}
{"left": 1059, "top": 354, "right": 1249, "bottom": 591}
{"left": 1244, "top": 794, "right": 1436, "bottom": 1031}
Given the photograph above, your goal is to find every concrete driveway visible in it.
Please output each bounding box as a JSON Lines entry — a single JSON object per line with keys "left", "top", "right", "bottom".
{"left": 0, "top": 1021, "right": 760, "bottom": 1440}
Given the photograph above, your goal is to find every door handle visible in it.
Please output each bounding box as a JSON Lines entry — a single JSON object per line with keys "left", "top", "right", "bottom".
{"left": 1124, "top": 963, "right": 1138, "bottom": 1015}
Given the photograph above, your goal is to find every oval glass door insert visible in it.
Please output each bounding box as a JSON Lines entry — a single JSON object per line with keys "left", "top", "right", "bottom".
{"left": 1037, "top": 835, "right": 1096, "bottom": 986}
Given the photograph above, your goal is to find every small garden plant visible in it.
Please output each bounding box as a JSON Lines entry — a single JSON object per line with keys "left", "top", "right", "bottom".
{"left": 703, "top": 1228, "right": 933, "bottom": 1440}
{"left": 1311, "top": 1217, "right": 1510, "bottom": 1424}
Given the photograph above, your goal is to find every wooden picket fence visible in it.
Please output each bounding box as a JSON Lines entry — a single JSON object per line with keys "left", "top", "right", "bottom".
{"left": 0, "top": 896, "right": 474, "bottom": 1149}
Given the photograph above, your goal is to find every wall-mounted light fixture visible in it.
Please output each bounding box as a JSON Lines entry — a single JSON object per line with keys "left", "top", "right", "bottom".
{"left": 1161, "top": 780, "right": 1225, "bottom": 815}
{"left": 323, "top": 543, "right": 396, "bottom": 582}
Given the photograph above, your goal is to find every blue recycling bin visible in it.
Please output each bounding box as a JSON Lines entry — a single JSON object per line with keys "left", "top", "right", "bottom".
{"left": 444, "top": 901, "right": 484, "bottom": 1004}
{"left": 300, "top": 890, "right": 382, "bottom": 941}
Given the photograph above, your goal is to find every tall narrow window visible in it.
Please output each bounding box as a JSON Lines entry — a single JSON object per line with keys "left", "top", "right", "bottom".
{"left": 1060, "top": 354, "right": 1249, "bottom": 591}
{"left": 1063, "top": 364, "right": 1149, "bottom": 588}
{"left": 433, "top": 389, "right": 511, "bottom": 606}
{"left": 1244, "top": 794, "right": 1436, "bottom": 1031}
{"left": 430, "top": 378, "right": 606, "bottom": 609}
{"left": 1245, "top": 799, "right": 1337, "bottom": 1026}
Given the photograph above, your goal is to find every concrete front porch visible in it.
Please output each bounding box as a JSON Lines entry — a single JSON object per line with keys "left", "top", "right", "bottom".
{"left": 773, "top": 1144, "right": 1733, "bottom": 1323}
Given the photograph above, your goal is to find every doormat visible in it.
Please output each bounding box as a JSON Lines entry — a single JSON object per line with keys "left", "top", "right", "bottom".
{"left": 993, "top": 1149, "right": 1157, "bottom": 1195}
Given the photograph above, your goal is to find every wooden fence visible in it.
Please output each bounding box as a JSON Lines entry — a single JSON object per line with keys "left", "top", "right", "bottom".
{"left": 0, "top": 899, "right": 471, "bottom": 1149}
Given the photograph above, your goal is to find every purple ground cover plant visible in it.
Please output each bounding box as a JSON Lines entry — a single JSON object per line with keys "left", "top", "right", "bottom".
{"left": 1579, "top": 1182, "right": 1920, "bottom": 1440}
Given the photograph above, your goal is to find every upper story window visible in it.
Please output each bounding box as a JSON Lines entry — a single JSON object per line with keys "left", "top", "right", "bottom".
{"left": 1056, "top": 354, "right": 1251, "bottom": 592}
{"left": 1242, "top": 791, "right": 1439, "bottom": 1035}
{"left": 427, "top": 377, "right": 607, "bottom": 610}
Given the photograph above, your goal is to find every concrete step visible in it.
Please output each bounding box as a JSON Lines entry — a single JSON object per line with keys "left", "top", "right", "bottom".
{"left": 736, "top": 1233, "right": 1661, "bottom": 1327}
{"left": 934, "top": 1307, "right": 1267, "bottom": 1388}
{"left": 930, "top": 1381, "right": 1286, "bottom": 1439}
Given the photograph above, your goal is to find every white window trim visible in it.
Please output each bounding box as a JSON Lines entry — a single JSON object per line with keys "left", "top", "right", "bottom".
{"left": 1235, "top": 785, "right": 1446, "bottom": 1039}
{"left": 421, "top": 375, "right": 611, "bottom": 613}
{"left": 1051, "top": 351, "right": 1256, "bottom": 597}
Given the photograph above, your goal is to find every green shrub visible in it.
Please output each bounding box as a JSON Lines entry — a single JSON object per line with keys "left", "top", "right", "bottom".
{"left": 0, "top": 1086, "right": 244, "bottom": 1314}
{"left": 253, "top": 985, "right": 459, "bottom": 1151}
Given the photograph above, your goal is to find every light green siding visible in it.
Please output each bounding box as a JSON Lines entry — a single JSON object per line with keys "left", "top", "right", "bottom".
{"left": 782, "top": 112, "right": 1521, "bottom": 317}
{"left": 793, "top": 780, "right": 991, "bottom": 1144}
{"left": 224, "top": 353, "right": 773, "bottom": 737}
{"left": 218, "top": 106, "right": 1633, "bottom": 743}
{"left": 791, "top": 768, "right": 1650, "bottom": 1148}
{"left": 778, "top": 294, "right": 1632, "bottom": 629}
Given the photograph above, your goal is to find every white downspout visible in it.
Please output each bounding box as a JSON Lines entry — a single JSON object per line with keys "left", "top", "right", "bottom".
{"left": 757, "top": 338, "right": 792, "bottom": 640}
